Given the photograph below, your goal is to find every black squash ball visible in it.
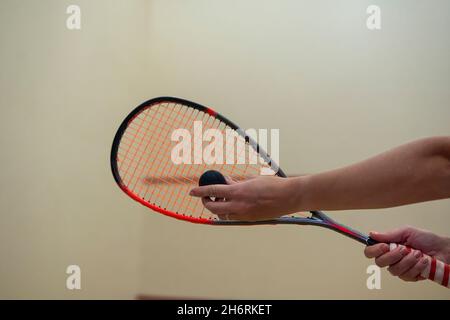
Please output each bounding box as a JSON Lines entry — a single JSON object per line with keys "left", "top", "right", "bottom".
{"left": 199, "top": 170, "right": 227, "bottom": 186}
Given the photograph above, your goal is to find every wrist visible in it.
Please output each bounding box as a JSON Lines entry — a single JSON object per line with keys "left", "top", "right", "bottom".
{"left": 288, "top": 175, "right": 311, "bottom": 212}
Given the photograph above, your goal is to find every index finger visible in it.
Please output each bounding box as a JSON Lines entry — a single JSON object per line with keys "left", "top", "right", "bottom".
{"left": 364, "top": 243, "right": 390, "bottom": 258}
{"left": 189, "top": 184, "right": 233, "bottom": 198}
{"left": 375, "top": 245, "right": 409, "bottom": 267}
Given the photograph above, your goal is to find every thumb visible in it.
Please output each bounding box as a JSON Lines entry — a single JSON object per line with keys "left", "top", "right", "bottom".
{"left": 370, "top": 228, "right": 409, "bottom": 244}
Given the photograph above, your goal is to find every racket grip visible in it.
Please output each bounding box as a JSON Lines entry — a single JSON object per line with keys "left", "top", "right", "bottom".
{"left": 389, "top": 243, "right": 450, "bottom": 288}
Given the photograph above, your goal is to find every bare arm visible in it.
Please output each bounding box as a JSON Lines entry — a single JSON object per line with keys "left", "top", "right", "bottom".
{"left": 190, "top": 136, "right": 450, "bottom": 221}
{"left": 297, "top": 136, "right": 450, "bottom": 210}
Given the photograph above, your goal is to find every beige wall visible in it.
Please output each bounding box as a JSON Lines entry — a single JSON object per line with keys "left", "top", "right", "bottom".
{"left": 1, "top": 0, "right": 449, "bottom": 299}
{"left": 0, "top": 0, "right": 152, "bottom": 299}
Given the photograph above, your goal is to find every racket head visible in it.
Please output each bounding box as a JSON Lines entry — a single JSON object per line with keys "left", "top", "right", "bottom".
{"left": 110, "top": 97, "right": 285, "bottom": 224}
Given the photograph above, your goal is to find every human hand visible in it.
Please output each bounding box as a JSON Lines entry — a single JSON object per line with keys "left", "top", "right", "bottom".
{"left": 189, "top": 176, "right": 302, "bottom": 221}
{"left": 364, "top": 226, "right": 450, "bottom": 282}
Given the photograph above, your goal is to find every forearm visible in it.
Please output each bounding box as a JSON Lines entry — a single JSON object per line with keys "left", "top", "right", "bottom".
{"left": 293, "top": 136, "right": 450, "bottom": 211}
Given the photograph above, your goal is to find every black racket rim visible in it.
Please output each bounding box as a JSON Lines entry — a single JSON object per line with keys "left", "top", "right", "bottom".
{"left": 110, "top": 96, "right": 286, "bottom": 224}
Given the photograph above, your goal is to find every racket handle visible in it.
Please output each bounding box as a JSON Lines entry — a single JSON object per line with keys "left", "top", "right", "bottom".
{"left": 389, "top": 243, "right": 450, "bottom": 288}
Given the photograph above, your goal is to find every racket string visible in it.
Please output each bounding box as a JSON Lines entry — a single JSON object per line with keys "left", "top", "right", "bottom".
{"left": 176, "top": 112, "right": 213, "bottom": 217}
{"left": 163, "top": 107, "right": 206, "bottom": 214}
{"left": 125, "top": 104, "right": 189, "bottom": 192}
{"left": 145, "top": 104, "right": 196, "bottom": 203}
{"left": 119, "top": 112, "right": 268, "bottom": 189}
{"left": 140, "top": 104, "right": 204, "bottom": 214}
{"left": 117, "top": 101, "right": 272, "bottom": 220}
{"left": 125, "top": 107, "right": 169, "bottom": 191}
{"left": 119, "top": 104, "right": 173, "bottom": 183}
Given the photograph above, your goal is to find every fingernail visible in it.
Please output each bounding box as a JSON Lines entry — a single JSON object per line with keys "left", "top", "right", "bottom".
{"left": 370, "top": 231, "right": 378, "bottom": 236}
{"left": 189, "top": 190, "right": 194, "bottom": 196}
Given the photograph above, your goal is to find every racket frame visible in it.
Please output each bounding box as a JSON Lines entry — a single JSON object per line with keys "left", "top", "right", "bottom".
{"left": 110, "top": 96, "right": 374, "bottom": 245}
{"left": 111, "top": 96, "right": 450, "bottom": 288}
